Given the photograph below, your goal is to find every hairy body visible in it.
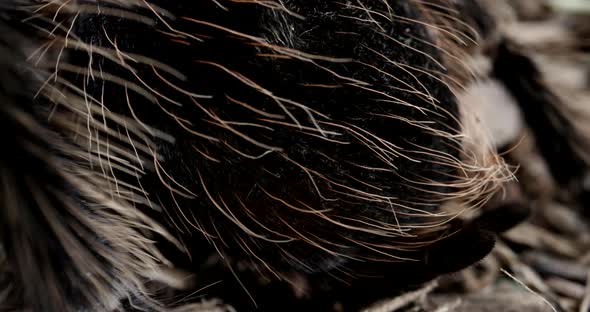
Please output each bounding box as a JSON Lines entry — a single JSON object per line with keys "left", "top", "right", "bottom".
{"left": 0, "top": 1, "right": 528, "bottom": 311}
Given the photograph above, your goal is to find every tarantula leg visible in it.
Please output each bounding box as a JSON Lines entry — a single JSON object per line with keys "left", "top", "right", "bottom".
{"left": 426, "top": 201, "right": 530, "bottom": 275}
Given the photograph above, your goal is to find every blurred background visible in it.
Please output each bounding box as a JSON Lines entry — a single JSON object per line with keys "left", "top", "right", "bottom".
{"left": 370, "top": 1, "right": 590, "bottom": 311}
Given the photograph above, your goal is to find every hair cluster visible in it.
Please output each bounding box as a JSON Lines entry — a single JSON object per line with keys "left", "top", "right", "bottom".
{"left": 0, "top": 1, "right": 523, "bottom": 311}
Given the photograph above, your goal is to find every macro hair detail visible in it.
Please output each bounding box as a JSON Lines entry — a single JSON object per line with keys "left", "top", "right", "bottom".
{"left": 0, "top": 1, "right": 520, "bottom": 311}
